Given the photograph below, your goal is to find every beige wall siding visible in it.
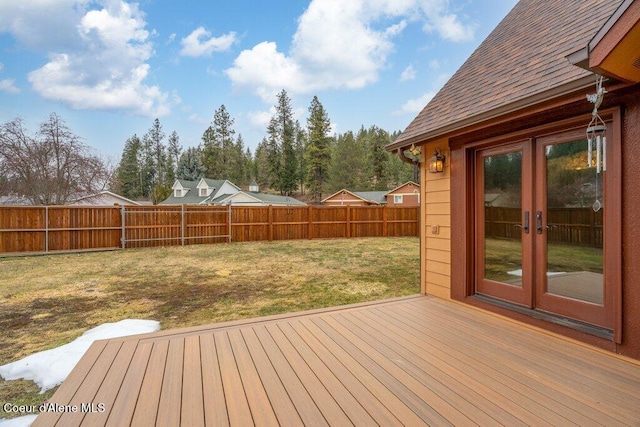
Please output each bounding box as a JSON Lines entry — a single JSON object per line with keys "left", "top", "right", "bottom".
{"left": 422, "top": 140, "right": 452, "bottom": 299}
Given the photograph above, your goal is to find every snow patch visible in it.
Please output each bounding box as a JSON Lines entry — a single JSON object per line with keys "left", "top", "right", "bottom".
{"left": 0, "top": 319, "right": 160, "bottom": 393}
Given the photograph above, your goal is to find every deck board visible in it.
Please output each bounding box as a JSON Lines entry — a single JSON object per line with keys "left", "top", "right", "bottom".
{"left": 182, "top": 335, "right": 204, "bottom": 427}
{"left": 105, "top": 342, "right": 153, "bottom": 427}
{"left": 226, "top": 329, "right": 279, "bottom": 426}
{"left": 32, "top": 295, "right": 640, "bottom": 426}
{"left": 215, "top": 332, "right": 253, "bottom": 426}
{"left": 156, "top": 338, "right": 184, "bottom": 427}
{"left": 199, "top": 334, "right": 228, "bottom": 427}
{"left": 364, "top": 305, "right": 586, "bottom": 426}
{"left": 399, "top": 300, "right": 638, "bottom": 425}
{"left": 240, "top": 328, "right": 303, "bottom": 426}
{"left": 264, "top": 323, "right": 351, "bottom": 425}
{"left": 128, "top": 341, "right": 167, "bottom": 427}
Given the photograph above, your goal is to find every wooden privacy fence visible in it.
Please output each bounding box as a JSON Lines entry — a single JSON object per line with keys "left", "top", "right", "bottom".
{"left": 485, "top": 206, "right": 603, "bottom": 247}
{"left": 0, "top": 205, "right": 419, "bottom": 255}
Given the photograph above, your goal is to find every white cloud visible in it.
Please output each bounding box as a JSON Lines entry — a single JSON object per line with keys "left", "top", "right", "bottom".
{"left": 247, "top": 108, "right": 275, "bottom": 128}
{"left": 180, "top": 27, "right": 237, "bottom": 57}
{"left": 395, "top": 91, "right": 436, "bottom": 115}
{"left": 429, "top": 59, "right": 441, "bottom": 69}
{"left": 1, "top": 0, "right": 172, "bottom": 117}
{"left": 226, "top": 0, "right": 476, "bottom": 103}
{"left": 0, "top": 0, "right": 90, "bottom": 51}
{"left": 400, "top": 64, "right": 416, "bottom": 82}
{"left": 427, "top": 13, "right": 475, "bottom": 42}
{"left": 187, "top": 112, "right": 209, "bottom": 124}
{"left": 0, "top": 79, "right": 20, "bottom": 94}
{"left": 420, "top": 0, "right": 476, "bottom": 42}
{"left": 394, "top": 71, "right": 450, "bottom": 115}
{"left": 0, "top": 62, "right": 20, "bottom": 93}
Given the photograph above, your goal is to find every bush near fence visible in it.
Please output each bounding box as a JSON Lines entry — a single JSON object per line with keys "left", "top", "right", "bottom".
{"left": 0, "top": 205, "right": 420, "bottom": 255}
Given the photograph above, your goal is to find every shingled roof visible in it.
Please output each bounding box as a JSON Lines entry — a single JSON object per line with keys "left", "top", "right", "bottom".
{"left": 389, "top": 0, "right": 622, "bottom": 150}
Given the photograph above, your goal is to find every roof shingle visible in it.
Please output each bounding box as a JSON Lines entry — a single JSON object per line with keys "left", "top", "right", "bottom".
{"left": 391, "top": 0, "right": 621, "bottom": 148}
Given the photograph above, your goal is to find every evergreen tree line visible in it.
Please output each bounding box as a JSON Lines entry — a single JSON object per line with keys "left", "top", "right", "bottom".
{"left": 112, "top": 90, "right": 415, "bottom": 204}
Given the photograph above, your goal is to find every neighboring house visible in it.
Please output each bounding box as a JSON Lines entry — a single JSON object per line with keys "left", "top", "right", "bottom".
{"left": 387, "top": 0, "right": 640, "bottom": 359}
{"left": 322, "top": 189, "right": 387, "bottom": 206}
{"left": 384, "top": 181, "right": 420, "bottom": 207}
{"left": 160, "top": 178, "right": 240, "bottom": 205}
{"left": 67, "top": 191, "right": 143, "bottom": 206}
{"left": 213, "top": 191, "right": 307, "bottom": 207}
{"left": 321, "top": 183, "right": 420, "bottom": 206}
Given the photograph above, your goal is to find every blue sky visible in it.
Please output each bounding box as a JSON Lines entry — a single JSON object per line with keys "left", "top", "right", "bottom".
{"left": 0, "top": 0, "right": 517, "bottom": 161}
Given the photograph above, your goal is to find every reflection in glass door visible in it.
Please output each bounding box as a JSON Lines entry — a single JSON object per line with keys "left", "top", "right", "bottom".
{"left": 535, "top": 134, "right": 610, "bottom": 328}
{"left": 543, "top": 139, "right": 604, "bottom": 305}
{"left": 475, "top": 125, "right": 617, "bottom": 332}
{"left": 476, "top": 142, "right": 532, "bottom": 307}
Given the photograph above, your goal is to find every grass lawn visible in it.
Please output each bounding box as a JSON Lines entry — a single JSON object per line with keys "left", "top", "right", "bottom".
{"left": 484, "top": 237, "right": 603, "bottom": 282}
{"left": 0, "top": 237, "right": 419, "bottom": 418}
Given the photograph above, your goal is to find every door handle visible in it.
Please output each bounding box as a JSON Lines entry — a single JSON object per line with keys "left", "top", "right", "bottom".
{"left": 536, "top": 211, "right": 543, "bottom": 234}
{"left": 514, "top": 211, "right": 530, "bottom": 234}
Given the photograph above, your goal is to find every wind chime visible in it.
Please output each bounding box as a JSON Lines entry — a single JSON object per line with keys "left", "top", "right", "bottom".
{"left": 586, "top": 75, "right": 607, "bottom": 212}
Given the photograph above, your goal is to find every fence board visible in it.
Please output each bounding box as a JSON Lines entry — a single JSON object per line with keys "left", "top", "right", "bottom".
{"left": 485, "top": 206, "right": 603, "bottom": 247}
{"left": 0, "top": 205, "right": 419, "bottom": 255}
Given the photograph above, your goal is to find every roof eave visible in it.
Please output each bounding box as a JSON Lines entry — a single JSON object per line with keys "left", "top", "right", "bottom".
{"left": 386, "top": 74, "right": 597, "bottom": 152}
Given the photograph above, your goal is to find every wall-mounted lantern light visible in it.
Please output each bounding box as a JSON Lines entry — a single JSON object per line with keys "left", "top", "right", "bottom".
{"left": 428, "top": 148, "right": 446, "bottom": 173}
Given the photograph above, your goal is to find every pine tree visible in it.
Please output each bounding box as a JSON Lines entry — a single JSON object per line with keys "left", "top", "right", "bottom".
{"left": 176, "top": 146, "right": 206, "bottom": 181}
{"left": 254, "top": 139, "right": 270, "bottom": 188}
{"left": 305, "top": 96, "right": 332, "bottom": 201}
{"left": 202, "top": 105, "right": 236, "bottom": 180}
{"left": 143, "top": 118, "right": 171, "bottom": 203}
{"left": 116, "top": 135, "right": 144, "bottom": 199}
{"left": 201, "top": 125, "right": 219, "bottom": 176}
{"left": 244, "top": 146, "right": 255, "bottom": 184}
{"left": 230, "top": 134, "right": 246, "bottom": 185}
{"left": 167, "top": 130, "right": 182, "bottom": 182}
{"left": 328, "top": 131, "right": 366, "bottom": 192}
{"left": 366, "top": 126, "right": 390, "bottom": 190}
{"left": 294, "top": 121, "right": 308, "bottom": 195}
{"left": 265, "top": 119, "right": 282, "bottom": 191}
{"left": 275, "top": 90, "right": 297, "bottom": 194}
{"left": 387, "top": 131, "right": 415, "bottom": 186}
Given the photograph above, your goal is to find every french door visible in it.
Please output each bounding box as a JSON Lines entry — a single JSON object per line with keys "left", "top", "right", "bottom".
{"left": 475, "top": 127, "right": 614, "bottom": 329}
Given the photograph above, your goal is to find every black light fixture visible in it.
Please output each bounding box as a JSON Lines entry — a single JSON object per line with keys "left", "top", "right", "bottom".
{"left": 429, "top": 148, "right": 446, "bottom": 173}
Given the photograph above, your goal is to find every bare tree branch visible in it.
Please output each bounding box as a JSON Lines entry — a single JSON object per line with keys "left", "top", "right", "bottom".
{"left": 0, "top": 114, "right": 110, "bottom": 205}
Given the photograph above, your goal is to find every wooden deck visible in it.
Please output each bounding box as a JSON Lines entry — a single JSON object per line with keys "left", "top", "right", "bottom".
{"left": 33, "top": 295, "right": 640, "bottom": 426}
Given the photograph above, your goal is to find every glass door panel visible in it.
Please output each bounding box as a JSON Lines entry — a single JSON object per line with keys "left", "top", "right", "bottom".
{"left": 483, "top": 152, "right": 523, "bottom": 286}
{"left": 544, "top": 139, "right": 604, "bottom": 305}
{"left": 476, "top": 142, "right": 532, "bottom": 307}
{"left": 535, "top": 130, "right": 611, "bottom": 329}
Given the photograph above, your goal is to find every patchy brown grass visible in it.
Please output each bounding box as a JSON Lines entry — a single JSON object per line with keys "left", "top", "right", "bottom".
{"left": 0, "top": 237, "right": 419, "bottom": 418}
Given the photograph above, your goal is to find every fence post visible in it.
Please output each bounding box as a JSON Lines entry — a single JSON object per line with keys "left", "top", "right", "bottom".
{"left": 45, "top": 206, "right": 49, "bottom": 253}
{"left": 308, "top": 205, "right": 313, "bottom": 239}
{"left": 120, "top": 205, "right": 126, "bottom": 249}
{"left": 181, "top": 204, "right": 186, "bottom": 246}
{"left": 346, "top": 205, "right": 351, "bottom": 238}
{"left": 382, "top": 205, "right": 388, "bottom": 237}
{"left": 228, "top": 204, "right": 232, "bottom": 243}
{"left": 268, "top": 205, "right": 273, "bottom": 241}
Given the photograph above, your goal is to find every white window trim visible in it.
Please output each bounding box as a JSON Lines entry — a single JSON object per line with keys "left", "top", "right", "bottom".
{"left": 174, "top": 189, "right": 183, "bottom": 197}
{"left": 394, "top": 195, "right": 403, "bottom": 204}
